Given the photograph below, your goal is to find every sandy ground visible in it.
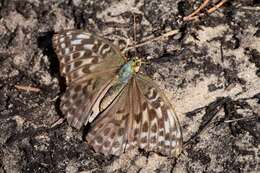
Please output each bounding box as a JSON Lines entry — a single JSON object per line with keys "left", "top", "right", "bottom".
{"left": 0, "top": 0, "right": 259, "bottom": 172}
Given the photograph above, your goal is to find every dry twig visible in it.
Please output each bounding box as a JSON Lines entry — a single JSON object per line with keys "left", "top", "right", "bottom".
{"left": 15, "top": 85, "right": 41, "bottom": 92}
{"left": 183, "top": 0, "right": 228, "bottom": 21}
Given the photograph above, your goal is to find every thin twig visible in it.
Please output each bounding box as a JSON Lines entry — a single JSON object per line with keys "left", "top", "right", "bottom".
{"left": 183, "top": 0, "right": 228, "bottom": 21}
{"left": 132, "top": 12, "right": 137, "bottom": 57}
{"left": 183, "top": 0, "right": 210, "bottom": 21}
{"left": 133, "top": 13, "right": 137, "bottom": 46}
{"left": 224, "top": 116, "right": 256, "bottom": 123}
{"left": 51, "top": 118, "right": 65, "bottom": 128}
{"left": 241, "top": 6, "right": 260, "bottom": 11}
{"left": 124, "top": 29, "right": 179, "bottom": 51}
{"left": 15, "top": 85, "right": 41, "bottom": 92}
{"left": 207, "top": 0, "right": 228, "bottom": 13}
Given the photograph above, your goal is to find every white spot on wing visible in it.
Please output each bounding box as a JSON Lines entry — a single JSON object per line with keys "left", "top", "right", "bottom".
{"left": 164, "top": 116, "right": 171, "bottom": 134}
{"left": 65, "top": 48, "right": 70, "bottom": 55}
{"left": 60, "top": 37, "right": 65, "bottom": 42}
{"left": 69, "top": 51, "right": 86, "bottom": 61}
{"left": 83, "top": 44, "right": 94, "bottom": 50}
{"left": 171, "top": 140, "right": 176, "bottom": 147}
{"left": 140, "top": 132, "right": 148, "bottom": 139}
{"left": 167, "top": 109, "right": 176, "bottom": 130}
{"left": 165, "top": 140, "right": 170, "bottom": 146}
{"left": 140, "top": 142, "right": 146, "bottom": 148}
{"left": 176, "top": 130, "right": 182, "bottom": 139}
{"left": 101, "top": 46, "right": 110, "bottom": 55}
{"left": 148, "top": 88, "right": 154, "bottom": 98}
{"left": 71, "top": 39, "right": 82, "bottom": 45}
{"left": 158, "top": 135, "right": 164, "bottom": 142}
{"left": 155, "top": 107, "right": 163, "bottom": 119}
{"left": 61, "top": 43, "right": 66, "bottom": 48}
{"left": 77, "top": 34, "right": 90, "bottom": 39}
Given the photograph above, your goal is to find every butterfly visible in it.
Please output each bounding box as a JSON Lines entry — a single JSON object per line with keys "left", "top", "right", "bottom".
{"left": 52, "top": 30, "right": 183, "bottom": 157}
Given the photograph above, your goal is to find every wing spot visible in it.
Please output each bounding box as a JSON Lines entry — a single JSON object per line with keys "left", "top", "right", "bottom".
{"left": 74, "top": 61, "right": 83, "bottom": 68}
{"left": 118, "top": 128, "right": 125, "bottom": 136}
{"left": 71, "top": 39, "right": 82, "bottom": 45}
{"left": 100, "top": 44, "right": 111, "bottom": 55}
{"left": 133, "top": 129, "right": 139, "bottom": 139}
{"left": 64, "top": 48, "right": 70, "bottom": 55}
{"left": 82, "top": 66, "right": 91, "bottom": 73}
{"left": 74, "top": 85, "right": 82, "bottom": 92}
{"left": 59, "top": 37, "right": 65, "bottom": 42}
{"left": 141, "top": 137, "right": 147, "bottom": 144}
{"left": 161, "top": 105, "right": 169, "bottom": 121}
{"left": 142, "top": 122, "right": 149, "bottom": 132}
{"left": 72, "top": 52, "right": 81, "bottom": 59}
{"left": 142, "top": 102, "right": 148, "bottom": 110}
{"left": 151, "top": 136, "right": 156, "bottom": 143}
{"left": 104, "top": 140, "right": 111, "bottom": 148}
{"left": 151, "top": 124, "right": 157, "bottom": 133}
{"left": 104, "top": 127, "right": 111, "bottom": 134}
{"left": 61, "top": 43, "right": 66, "bottom": 48}
{"left": 76, "top": 33, "right": 90, "bottom": 39}
{"left": 71, "top": 92, "right": 78, "bottom": 100}
{"left": 158, "top": 118, "right": 164, "bottom": 129}
{"left": 83, "top": 44, "right": 94, "bottom": 50}
{"left": 91, "top": 56, "right": 99, "bottom": 64}
{"left": 65, "top": 64, "right": 72, "bottom": 73}
{"left": 165, "top": 133, "right": 170, "bottom": 141}
{"left": 176, "top": 131, "right": 182, "bottom": 139}
{"left": 159, "top": 130, "right": 164, "bottom": 136}
{"left": 96, "top": 135, "right": 103, "bottom": 144}
{"left": 110, "top": 131, "right": 116, "bottom": 139}
{"left": 135, "top": 113, "right": 142, "bottom": 124}
{"left": 171, "top": 140, "right": 176, "bottom": 147}
{"left": 151, "top": 99, "right": 161, "bottom": 109}
{"left": 84, "top": 49, "right": 92, "bottom": 57}
{"left": 149, "top": 109, "right": 157, "bottom": 121}
{"left": 75, "top": 97, "right": 83, "bottom": 105}
{"left": 113, "top": 141, "right": 120, "bottom": 148}
{"left": 92, "top": 40, "right": 102, "bottom": 53}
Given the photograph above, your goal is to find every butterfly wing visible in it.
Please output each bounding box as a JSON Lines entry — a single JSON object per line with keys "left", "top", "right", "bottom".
{"left": 86, "top": 74, "right": 182, "bottom": 156}
{"left": 128, "top": 74, "right": 183, "bottom": 156}
{"left": 52, "top": 30, "right": 126, "bottom": 129}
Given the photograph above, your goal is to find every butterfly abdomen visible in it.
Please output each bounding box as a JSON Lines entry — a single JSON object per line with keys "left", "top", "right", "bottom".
{"left": 98, "top": 62, "right": 133, "bottom": 113}
{"left": 99, "top": 82, "right": 126, "bottom": 112}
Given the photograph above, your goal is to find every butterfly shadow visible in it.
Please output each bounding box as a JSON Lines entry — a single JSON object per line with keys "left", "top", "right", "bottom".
{"left": 37, "top": 31, "right": 66, "bottom": 119}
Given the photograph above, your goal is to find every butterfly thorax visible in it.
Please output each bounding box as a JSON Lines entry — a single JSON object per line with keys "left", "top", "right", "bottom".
{"left": 118, "top": 57, "right": 141, "bottom": 84}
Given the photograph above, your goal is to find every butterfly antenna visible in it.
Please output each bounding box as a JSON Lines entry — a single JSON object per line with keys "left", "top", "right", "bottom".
{"left": 125, "top": 1, "right": 227, "bottom": 51}
{"left": 125, "top": 29, "right": 180, "bottom": 51}
{"left": 132, "top": 12, "right": 137, "bottom": 57}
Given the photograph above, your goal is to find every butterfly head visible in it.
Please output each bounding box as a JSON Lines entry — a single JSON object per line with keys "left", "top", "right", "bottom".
{"left": 130, "top": 57, "right": 142, "bottom": 73}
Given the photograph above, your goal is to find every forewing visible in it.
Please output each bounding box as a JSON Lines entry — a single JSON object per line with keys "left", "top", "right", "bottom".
{"left": 52, "top": 30, "right": 125, "bottom": 84}
{"left": 52, "top": 30, "right": 126, "bottom": 129}
{"left": 127, "top": 74, "right": 183, "bottom": 157}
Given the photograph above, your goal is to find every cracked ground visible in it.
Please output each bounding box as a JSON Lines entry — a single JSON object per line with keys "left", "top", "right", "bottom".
{"left": 0, "top": 0, "right": 259, "bottom": 173}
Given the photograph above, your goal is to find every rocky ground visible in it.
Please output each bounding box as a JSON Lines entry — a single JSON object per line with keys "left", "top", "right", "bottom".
{"left": 0, "top": 0, "right": 259, "bottom": 172}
